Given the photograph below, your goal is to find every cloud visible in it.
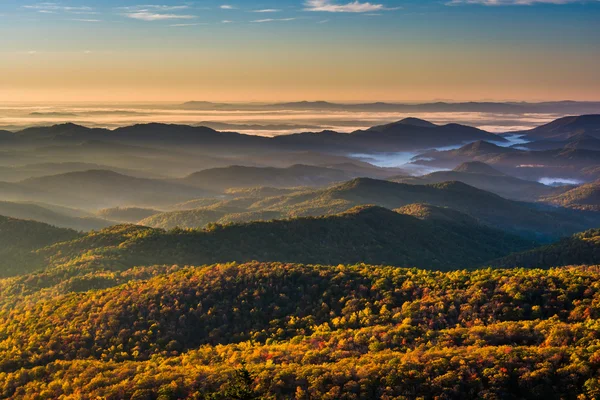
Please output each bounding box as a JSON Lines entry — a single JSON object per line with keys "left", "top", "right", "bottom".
{"left": 222, "top": 20, "right": 233, "bottom": 23}
{"left": 252, "top": 17, "right": 296, "bottom": 22}
{"left": 72, "top": 18, "right": 100, "bottom": 22}
{"left": 304, "top": 0, "right": 397, "bottom": 12}
{"left": 118, "top": 5, "right": 190, "bottom": 11}
{"left": 23, "top": 3, "right": 96, "bottom": 14}
{"left": 253, "top": 9, "right": 281, "bottom": 12}
{"left": 126, "top": 11, "right": 195, "bottom": 21}
{"left": 121, "top": 5, "right": 195, "bottom": 21}
{"left": 220, "top": 5, "right": 236, "bottom": 9}
{"left": 447, "top": 0, "right": 595, "bottom": 4}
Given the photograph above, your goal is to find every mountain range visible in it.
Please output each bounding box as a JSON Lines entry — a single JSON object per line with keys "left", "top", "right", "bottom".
{"left": 181, "top": 100, "right": 600, "bottom": 114}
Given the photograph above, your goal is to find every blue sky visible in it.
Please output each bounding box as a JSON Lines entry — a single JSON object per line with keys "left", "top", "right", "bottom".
{"left": 0, "top": 0, "right": 598, "bottom": 102}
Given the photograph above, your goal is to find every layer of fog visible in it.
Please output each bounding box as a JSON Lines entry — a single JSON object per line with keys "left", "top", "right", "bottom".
{"left": 0, "top": 104, "right": 560, "bottom": 137}
{"left": 538, "top": 177, "right": 584, "bottom": 186}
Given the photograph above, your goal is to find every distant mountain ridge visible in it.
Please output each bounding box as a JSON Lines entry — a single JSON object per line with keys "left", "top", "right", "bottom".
{"left": 181, "top": 164, "right": 355, "bottom": 191}
{"left": 180, "top": 101, "right": 600, "bottom": 114}
{"left": 9, "top": 118, "right": 506, "bottom": 153}
{"left": 515, "top": 115, "right": 600, "bottom": 141}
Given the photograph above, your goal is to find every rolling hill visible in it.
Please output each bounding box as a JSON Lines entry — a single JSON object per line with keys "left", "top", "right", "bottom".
{"left": 0, "top": 215, "right": 81, "bottom": 277}
{"left": 3, "top": 262, "right": 600, "bottom": 399}
{"left": 12, "top": 170, "right": 216, "bottom": 209}
{"left": 0, "top": 201, "right": 114, "bottom": 231}
{"left": 489, "top": 229, "right": 600, "bottom": 269}
{"left": 96, "top": 207, "right": 161, "bottom": 223}
{"left": 392, "top": 162, "right": 556, "bottom": 201}
{"left": 541, "top": 181, "right": 600, "bottom": 211}
{"left": 139, "top": 178, "right": 599, "bottom": 241}
{"left": 522, "top": 133, "right": 600, "bottom": 151}
{"left": 415, "top": 140, "right": 600, "bottom": 181}
{"left": 181, "top": 164, "right": 355, "bottom": 191}
{"left": 21, "top": 205, "right": 535, "bottom": 274}
{"left": 515, "top": 114, "right": 600, "bottom": 141}
{"left": 272, "top": 119, "right": 507, "bottom": 152}
{"left": 273, "top": 178, "right": 598, "bottom": 240}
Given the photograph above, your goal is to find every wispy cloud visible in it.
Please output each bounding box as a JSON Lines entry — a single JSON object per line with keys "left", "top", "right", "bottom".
{"left": 126, "top": 12, "right": 195, "bottom": 21}
{"left": 72, "top": 18, "right": 100, "bottom": 22}
{"left": 252, "top": 17, "right": 296, "bottom": 22}
{"left": 121, "top": 5, "right": 195, "bottom": 21}
{"left": 304, "top": 0, "right": 397, "bottom": 12}
{"left": 118, "top": 5, "right": 190, "bottom": 11}
{"left": 220, "top": 5, "right": 236, "bottom": 9}
{"left": 447, "top": 0, "right": 595, "bottom": 4}
{"left": 253, "top": 9, "right": 281, "bottom": 12}
{"left": 23, "top": 3, "right": 96, "bottom": 14}
{"left": 222, "top": 20, "right": 233, "bottom": 23}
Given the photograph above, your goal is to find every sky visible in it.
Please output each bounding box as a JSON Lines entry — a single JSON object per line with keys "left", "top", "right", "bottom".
{"left": 0, "top": 0, "right": 599, "bottom": 102}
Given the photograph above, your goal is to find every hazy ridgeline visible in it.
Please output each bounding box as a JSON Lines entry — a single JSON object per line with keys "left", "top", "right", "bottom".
{"left": 1, "top": 108, "right": 600, "bottom": 399}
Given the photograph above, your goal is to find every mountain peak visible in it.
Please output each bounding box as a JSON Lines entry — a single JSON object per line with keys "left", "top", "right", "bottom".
{"left": 455, "top": 140, "right": 511, "bottom": 155}
{"left": 397, "top": 118, "right": 438, "bottom": 128}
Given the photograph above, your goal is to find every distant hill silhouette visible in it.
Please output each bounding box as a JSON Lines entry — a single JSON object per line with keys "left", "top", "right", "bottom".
{"left": 12, "top": 118, "right": 506, "bottom": 153}
{"left": 521, "top": 133, "right": 600, "bottom": 151}
{"left": 181, "top": 164, "right": 354, "bottom": 191}
{"left": 392, "top": 162, "right": 556, "bottom": 202}
{"left": 14, "top": 170, "right": 215, "bottom": 209}
{"left": 180, "top": 101, "right": 600, "bottom": 115}
{"left": 414, "top": 139, "right": 600, "bottom": 181}
{"left": 0, "top": 201, "right": 113, "bottom": 231}
{"left": 516, "top": 115, "right": 600, "bottom": 141}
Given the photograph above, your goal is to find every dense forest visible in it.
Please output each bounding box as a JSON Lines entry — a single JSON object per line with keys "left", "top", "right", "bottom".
{"left": 491, "top": 229, "right": 600, "bottom": 269}
{"left": 3, "top": 263, "right": 600, "bottom": 398}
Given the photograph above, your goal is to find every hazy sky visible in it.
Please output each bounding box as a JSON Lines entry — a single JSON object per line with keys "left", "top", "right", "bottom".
{"left": 0, "top": 0, "right": 599, "bottom": 102}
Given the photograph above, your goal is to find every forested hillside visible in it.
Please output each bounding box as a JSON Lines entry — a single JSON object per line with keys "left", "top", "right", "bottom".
{"left": 0, "top": 216, "right": 80, "bottom": 277}
{"left": 490, "top": 229, "right": 600, "bottom": 269}
{"left": 141, "top": 178, "right": 600, "bottom": 241}
{"left": 3, "top": 263, "right": 600, "bottom": 399}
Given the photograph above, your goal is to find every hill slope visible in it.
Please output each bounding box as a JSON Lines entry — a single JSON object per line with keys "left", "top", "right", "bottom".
{"left": 277, "top": 178, "right": 597, "bottom": 240}
{"left": 0, "top": 201, "right": 114, "bottom": 231}
{"left": 139, "top": 178, "right": 599, "bottom": 240}
{"left": 541, "top": 181, "right": 600, "bottom": 211}
{"left": 0, "top": 216, "right": 81, "bottom": 277}
{"left": 516, "top": 114, "right": 600, "bottom": 141}
{"left": 16, "top": 170, "right": 215, "bottom": 209}
{"left": 2, "top": 263, "right": 600, "bottom": 399}
{"left": 43, "top": 205, "right": 535, "bottom": 272}
{"left": 392, "top": 162, "right": 555, "bottom": 201}
{"left": 490, "top": 229, "right": 600, "bottom": 269}
{"left": 181, "top": 164, "right": 354, "bottom": 191}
